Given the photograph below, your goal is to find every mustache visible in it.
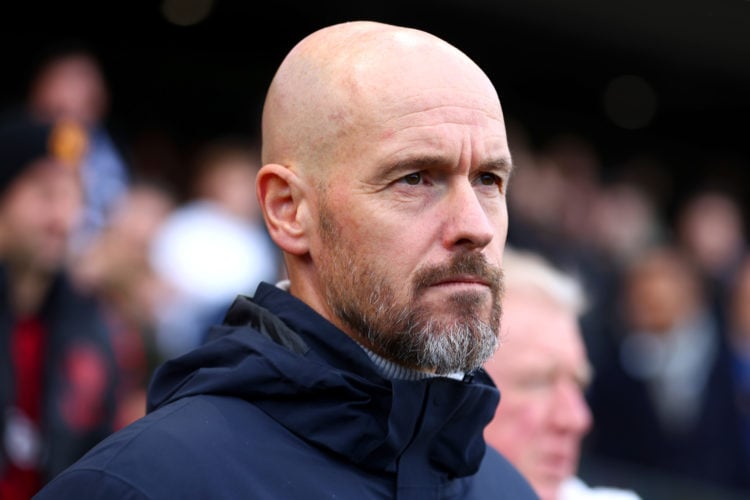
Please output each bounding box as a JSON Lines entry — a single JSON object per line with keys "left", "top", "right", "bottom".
{"left": 413, "top": 252, "right": 503, "bottom": 295}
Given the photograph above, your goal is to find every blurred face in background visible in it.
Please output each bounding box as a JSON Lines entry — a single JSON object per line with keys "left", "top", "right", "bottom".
{"left": 484, "top": 289, "right": 592, "bottom": 500}
{"left": 0, "top": 158, "right": 83, "bottom": 272}
{"left": 678, "top": 191, "right": 745, "bottom": 279}
{"left": 193, "top": 152, "right": 261, "bottom": 222}
{"left": 624, "top": 249, "right": 700, "bottom": 334}
{"left": 29, "top": 53, "right": 108, "bottom": 127}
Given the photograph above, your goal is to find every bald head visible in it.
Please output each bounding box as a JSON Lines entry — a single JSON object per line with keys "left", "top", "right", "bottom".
{"left": 261, "top": 21, "right": 501, "bottom": 180}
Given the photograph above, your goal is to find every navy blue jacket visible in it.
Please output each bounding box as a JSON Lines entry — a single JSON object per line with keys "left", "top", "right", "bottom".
{"left": 35, "top": 283, "right": 537, "bottom": 499}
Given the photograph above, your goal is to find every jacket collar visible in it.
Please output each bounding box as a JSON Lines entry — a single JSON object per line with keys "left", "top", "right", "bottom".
{"left": 148, "top": 282, "right": 500, "bottom": 477}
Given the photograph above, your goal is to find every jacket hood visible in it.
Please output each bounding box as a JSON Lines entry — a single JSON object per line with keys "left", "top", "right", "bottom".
{"left": 147, "top": 282, "right": 500, "bottom": 478}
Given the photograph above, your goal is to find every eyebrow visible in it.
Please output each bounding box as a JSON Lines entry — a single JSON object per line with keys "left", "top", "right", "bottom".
{"left": 480, "top": 157, "right": 515, "bottom": 175}
{"left": 379, "top": 154, "right": 514, "bottom": 179}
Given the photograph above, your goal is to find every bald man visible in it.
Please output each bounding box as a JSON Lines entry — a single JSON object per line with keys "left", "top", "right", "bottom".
{"left": 35, "top": 21, "right": 537, "bottom": 499}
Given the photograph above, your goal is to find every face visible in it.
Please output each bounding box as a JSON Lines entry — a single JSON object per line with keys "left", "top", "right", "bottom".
{"left": 307, "top": 37, "right": 511, "bottom": 374}
{"left": 0, "top": 158, "right": 83, "bottom": 271}
{"left": 31, "top": 54, "right": 108, "bottom": 126}
{"left": 679, "top": 193, "right": 744, "bottom": 275}
{"left": 198, "top": 159, "right": 260, "bottom": 221}
{"left": 483, "top": 291, "right": 592, "bottom": 500}
{"left": 625, "top": 252, "right": 698, "bottom": 334}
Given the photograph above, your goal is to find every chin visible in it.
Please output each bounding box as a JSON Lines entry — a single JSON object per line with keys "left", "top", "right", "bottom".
{"left": 535, "top": 482, "right": 563, "bottom": 500}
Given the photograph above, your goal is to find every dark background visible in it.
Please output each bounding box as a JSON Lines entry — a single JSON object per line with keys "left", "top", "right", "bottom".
{"left": 2, "top": 0, "right": 750, "bottom": 210}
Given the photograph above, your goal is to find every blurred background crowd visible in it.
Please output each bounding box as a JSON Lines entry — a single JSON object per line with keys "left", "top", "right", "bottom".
{"left": 1, "top": 1, "right": 749, "bottom": 499}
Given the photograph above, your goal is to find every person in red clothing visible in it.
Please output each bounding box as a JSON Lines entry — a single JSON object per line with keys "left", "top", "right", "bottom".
{"left": 0, "top": 112, "right": 120, "bottom": 499}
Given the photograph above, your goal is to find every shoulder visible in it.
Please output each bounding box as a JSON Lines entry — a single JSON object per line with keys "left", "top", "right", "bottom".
{"left": 36, "top": 395, "right": 297, "bottom": 499}
{"left": 472, "top": 446, "right": 539, "bottom": 499}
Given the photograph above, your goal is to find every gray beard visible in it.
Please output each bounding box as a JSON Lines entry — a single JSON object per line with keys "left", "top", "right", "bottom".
{"left": 324, "top": 255, "right": 502, "bottom": 375}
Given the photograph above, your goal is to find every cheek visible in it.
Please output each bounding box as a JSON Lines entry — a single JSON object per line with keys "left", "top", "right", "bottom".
{"left": 348, "top": 209, "right": 429, "bottom": 274}
{"left": 326, "top": 189, "right": 442, "bottom": 287}
{"left": 485, "top": 396, "right": 547, "bottom": 461}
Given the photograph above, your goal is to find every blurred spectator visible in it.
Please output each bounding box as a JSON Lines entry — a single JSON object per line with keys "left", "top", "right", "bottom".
{"left": 578, "top": 179, "right": 666, "bottom": 369}
{"left": 26, "top": 43, "right": 130, "bottom": 254}
{"left": 507, "top": 152, "right": 569, "bottom": 249}
{"left": 586, "top": 245, "right": 747, "bottom": 491}
{"left": 542, "top": 134, "right": 602, "bottom": 247}
{"left": 70, "top": 181, "right": 177, "bottom": 427}
{"left": 675, "top": 188, "right": 747, "bottom": 314}
{"left": 148, "top": 137, "right": 281, "bottom": 360}
{"left": 484, "top": 248, "right": 641, "bottom": 500}
{"left": 0, "top": 113, "right": 119, "bottom": 498}
{"left": 505, "top": 135, "right": 603, "bottom": 296}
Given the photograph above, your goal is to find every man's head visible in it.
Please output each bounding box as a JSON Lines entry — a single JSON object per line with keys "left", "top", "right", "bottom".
{"left": 624, "top": 245, "right": 703, "bottom": 335}
{"left": 257, "top": 21, "right": 511, "bottom": 374}
{"left": 28, "top": 48, "right": 109, "bottom": 127}
{"left": 190, "top": 139, "right": 262, "bottom": 222}
{"left": 483, "top": 249, "right": 592, "bottom": 500}
{"left": 0, "top": 114, "right": 87, "bottom": 272}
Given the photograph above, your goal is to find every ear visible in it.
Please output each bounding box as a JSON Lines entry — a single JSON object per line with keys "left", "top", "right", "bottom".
{"left": 256, "top": 163, "right": 311, "bottom": 256}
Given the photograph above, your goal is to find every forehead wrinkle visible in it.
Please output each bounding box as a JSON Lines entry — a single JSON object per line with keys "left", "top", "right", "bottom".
{"left": 379, "top": 107, "right": 507, "bottom": 160}
{"left": 379, "top": 88, "right": 503, "bottom": 122}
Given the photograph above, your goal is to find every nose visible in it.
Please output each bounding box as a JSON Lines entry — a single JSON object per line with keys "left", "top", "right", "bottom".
{"left": 441, "top": 179, "right": 498, "bottom": 250}
{"left": 551, "top": 380, "right": 593, "bottom": 436}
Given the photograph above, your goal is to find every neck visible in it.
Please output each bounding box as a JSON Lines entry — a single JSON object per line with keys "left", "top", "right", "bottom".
{"left": 360, "top": 345, "right": 465, "bottom": 381}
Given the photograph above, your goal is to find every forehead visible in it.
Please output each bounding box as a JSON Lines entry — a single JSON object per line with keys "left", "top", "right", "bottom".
{"left": 493, "top": 292, "right": 585, "bottom": 371}
{"left": 380, "top": 86, "right": 505, "bottom": 134}
{"left": 361, "top": 60, "right": 503, "bottom": 134}
{"left": 335, "top": 91, "right": 509, "bottom": 177}
{"left": 328, "top": 36, "right": 507, "bottom": 163}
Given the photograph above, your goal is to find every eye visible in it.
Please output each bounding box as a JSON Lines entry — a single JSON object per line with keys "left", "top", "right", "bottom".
{"left": 477, "top": 172, "right": 501, "bottom": 187}
{"left": 401, "top": 172, "right": 423, "bottom": 185}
